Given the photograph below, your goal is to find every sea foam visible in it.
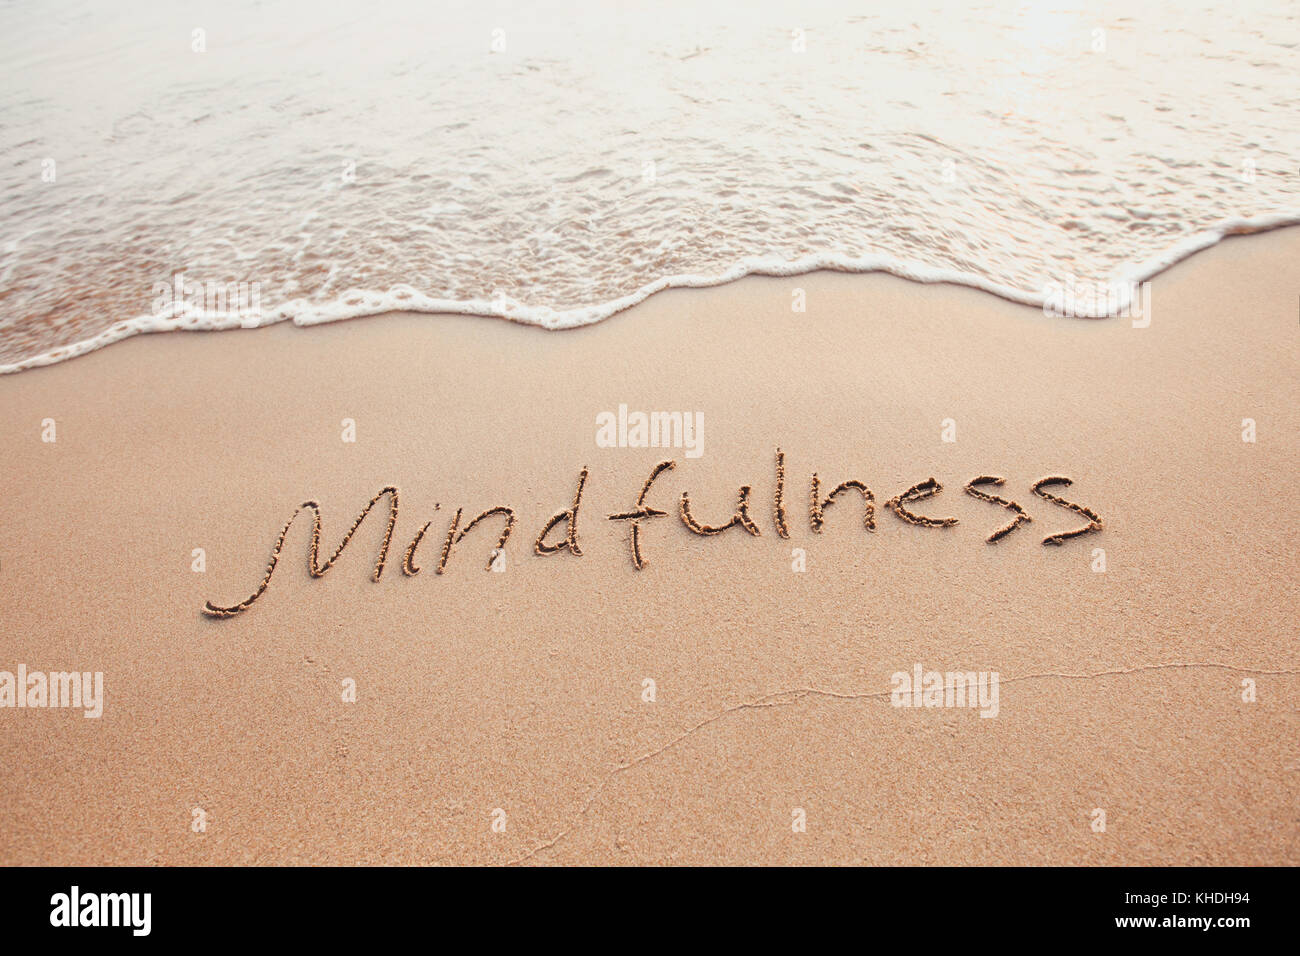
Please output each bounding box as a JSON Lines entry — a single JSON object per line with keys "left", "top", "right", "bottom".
{"left": 1, "top": 0, "right": 1297, "bottom": 373}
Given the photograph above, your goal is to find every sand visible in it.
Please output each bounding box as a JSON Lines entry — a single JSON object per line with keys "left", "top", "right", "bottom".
{"left": 1, "top": 228, "right": 1297, "bottom": 866}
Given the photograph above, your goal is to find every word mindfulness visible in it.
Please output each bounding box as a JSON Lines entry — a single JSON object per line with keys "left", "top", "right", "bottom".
{"left": 203, "top": 449, "right": 1102, "bottom": 618}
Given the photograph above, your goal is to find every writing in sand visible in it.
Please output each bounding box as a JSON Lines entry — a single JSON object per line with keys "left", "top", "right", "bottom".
{"left": 203, "top": 448, "right": 1103, "bottom": 618}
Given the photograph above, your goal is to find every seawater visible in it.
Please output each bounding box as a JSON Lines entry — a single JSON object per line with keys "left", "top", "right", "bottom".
{"left": 1, "top": 0, "right": 1297, "bottom": 372}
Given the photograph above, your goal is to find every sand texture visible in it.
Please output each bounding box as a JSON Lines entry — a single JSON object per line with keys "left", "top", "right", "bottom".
{"left": 1, "top": 229, "right": 1297, "bottom": 865}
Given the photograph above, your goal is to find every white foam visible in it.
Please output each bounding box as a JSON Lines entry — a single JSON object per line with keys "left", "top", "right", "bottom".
{"left": 4, "top": 1, "right": 1298, "bottom": 375}
{"left": 2, "top": 211, "right": 1296, "bottom": 376}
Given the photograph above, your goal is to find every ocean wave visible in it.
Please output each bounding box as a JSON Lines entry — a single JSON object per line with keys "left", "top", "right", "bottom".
{"left": 3, "top": 0, "right": 1298, "bottom": 374}
{"left": 4, "top": 210, "right": 1297, "bottom": 375}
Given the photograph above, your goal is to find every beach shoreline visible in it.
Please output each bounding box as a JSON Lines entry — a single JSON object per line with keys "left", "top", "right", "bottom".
{"left": 1, "top": 227, "right": 1296, "bottom": 865}
{"left": 6, "top": 210, "right": 1300, "bottom": 376}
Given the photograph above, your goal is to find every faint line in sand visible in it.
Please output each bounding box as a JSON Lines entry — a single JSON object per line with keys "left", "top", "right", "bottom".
{"left": 506, "top": 661, "right": 1300, "bottom": 865}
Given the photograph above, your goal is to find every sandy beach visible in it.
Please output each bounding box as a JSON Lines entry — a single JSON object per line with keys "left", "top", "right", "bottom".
{"left": 0, "top": 226, "right": 1296, "bottom": 866}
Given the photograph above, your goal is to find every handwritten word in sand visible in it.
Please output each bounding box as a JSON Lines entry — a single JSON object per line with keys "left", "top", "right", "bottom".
{"left": 203, "top": 449, "right": 1102, "bottom": 618}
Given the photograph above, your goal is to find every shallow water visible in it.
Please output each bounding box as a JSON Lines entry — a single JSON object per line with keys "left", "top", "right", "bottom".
{"left": 1, "top": 0, "right": 1297, "bottom": 371}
